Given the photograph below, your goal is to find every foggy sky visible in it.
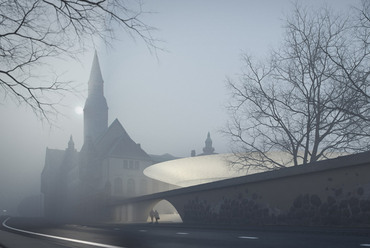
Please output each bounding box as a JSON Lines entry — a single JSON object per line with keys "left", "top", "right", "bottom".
{"left": 0, "top": 0, "right": 355, "bottom": 214}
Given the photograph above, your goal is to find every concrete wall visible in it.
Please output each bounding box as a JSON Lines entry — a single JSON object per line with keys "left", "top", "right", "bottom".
{"left": 110, "top": 152, "right": 370, "bottom": 226}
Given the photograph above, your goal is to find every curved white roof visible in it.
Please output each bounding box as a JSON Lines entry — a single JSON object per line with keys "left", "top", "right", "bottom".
{"left": 144, "top": 152, "right": 345, "bottom": 187}
{"left": 144, "top": 153, "right": 250, "bottom": 187}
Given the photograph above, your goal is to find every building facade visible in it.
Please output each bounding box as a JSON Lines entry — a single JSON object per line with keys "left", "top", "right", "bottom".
{"left": 41, "top": 53, "right": 176, "bottom": 222}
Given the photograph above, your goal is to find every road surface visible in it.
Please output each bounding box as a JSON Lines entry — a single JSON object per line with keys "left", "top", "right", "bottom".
{"left": 1, "top": 217, "right": 369, "bottom": 248}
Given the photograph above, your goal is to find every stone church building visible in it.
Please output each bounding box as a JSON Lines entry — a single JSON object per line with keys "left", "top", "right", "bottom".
{"left": 41, "top": 53, "right": 177, "bottom": 222}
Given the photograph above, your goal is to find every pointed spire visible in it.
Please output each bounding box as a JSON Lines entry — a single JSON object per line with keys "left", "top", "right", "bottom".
{"left": 88, "top": 51, "right": 104, "bottom": 97}
{"left": 83, "top": 51, "right": 108, "bottom": 143}
{"left": 203, "top": 132, "right": 215, "bottom": 155}
{"left": 205, "top": 132, "right": 211, "bottom": 146}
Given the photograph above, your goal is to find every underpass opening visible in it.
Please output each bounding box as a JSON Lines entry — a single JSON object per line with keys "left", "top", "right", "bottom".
{"left": 147, "top": 199, "right": 182, "bottom": 223}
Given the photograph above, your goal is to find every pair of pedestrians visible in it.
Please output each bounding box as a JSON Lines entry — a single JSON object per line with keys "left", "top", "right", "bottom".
{"left": 150, "top": 209, "right": 160, "bottom": 223}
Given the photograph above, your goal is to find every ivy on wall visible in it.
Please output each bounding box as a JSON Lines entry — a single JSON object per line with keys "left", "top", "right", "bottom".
{"left": 182, "top": 185, "right": 370, "bottom": 226}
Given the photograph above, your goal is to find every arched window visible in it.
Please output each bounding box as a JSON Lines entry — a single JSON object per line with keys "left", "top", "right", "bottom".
{"left": 127, "top": 178, "right": 135, "bottom": 196}
{"left": 114, "top": 177, "right": 123, "bottom": 195}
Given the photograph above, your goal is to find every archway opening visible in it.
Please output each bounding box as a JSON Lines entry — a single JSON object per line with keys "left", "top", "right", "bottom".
{"left": 147, "top": 200, "right": 182, "bottom": 223}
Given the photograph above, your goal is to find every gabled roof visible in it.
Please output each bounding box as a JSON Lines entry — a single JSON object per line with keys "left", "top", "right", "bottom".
{"left": 96, "top": 119, "right": 151, "bottom": 160}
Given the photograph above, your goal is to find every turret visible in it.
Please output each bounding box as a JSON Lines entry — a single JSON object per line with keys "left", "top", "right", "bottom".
{"left": 202, "top": 132, "right": 215, "bottom": 155}
{"left": 67, "top": 135, "right": 75, "bottom": 151}
{"left": 83, "top": 52, "right": 108, "bottom": 143}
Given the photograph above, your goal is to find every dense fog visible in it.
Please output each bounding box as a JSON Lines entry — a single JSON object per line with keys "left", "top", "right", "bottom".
{"left": 0, "top": 0, "right": 354, "bottom": 216}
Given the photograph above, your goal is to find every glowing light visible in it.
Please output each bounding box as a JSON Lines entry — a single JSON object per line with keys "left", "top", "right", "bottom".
{"left": 144, "top": 154, "right": 251, "bottom": 187}
{"left": 74, "top": 106, "right": 83, "bottom": 115}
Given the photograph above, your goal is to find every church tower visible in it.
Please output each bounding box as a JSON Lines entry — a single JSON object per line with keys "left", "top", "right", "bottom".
{"left": 83, "top": 52, "right": 108, "bottom": 143}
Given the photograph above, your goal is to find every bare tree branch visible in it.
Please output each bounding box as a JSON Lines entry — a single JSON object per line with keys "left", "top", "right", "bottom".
{"left": 0, "top": 0, "right": 158, "bottom": 121}
{"left": 225, "top": 2, "right": 370, "bottom": 171}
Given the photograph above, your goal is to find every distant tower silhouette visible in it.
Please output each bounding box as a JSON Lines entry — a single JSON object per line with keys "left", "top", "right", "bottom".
{"left": 202, "top": 132, "right": 215, "bottom": 155}
{"left": 67, "top": 135, "right": 75, "bottom": 151}
{"left": 191, "top": 150, "right": 196, "bottom": 157}
{"left": 83, "top": 52, "right": 108, "bottom": 142}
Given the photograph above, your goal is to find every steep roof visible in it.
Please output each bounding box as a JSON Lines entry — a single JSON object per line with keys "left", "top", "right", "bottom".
{"left": 89, "top": 51, "right": 104, "bottom": 86}
{"left": 96, "top": 119, "right": 151, "bottom": 160}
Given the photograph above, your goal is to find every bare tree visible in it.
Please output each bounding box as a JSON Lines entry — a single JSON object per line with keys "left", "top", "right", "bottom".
{"left": 322, "top": 0, "right": 370, "bottom": 121}
{"left": 0, "top": 0, "right": 156, "bottom": 119}
{"left": 225, "top": 3, "right": 370, "bottom": 171}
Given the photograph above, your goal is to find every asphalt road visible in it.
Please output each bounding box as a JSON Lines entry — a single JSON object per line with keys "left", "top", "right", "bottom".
{"left": 1, "top": 217, "right": 370, "bottom": 248}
